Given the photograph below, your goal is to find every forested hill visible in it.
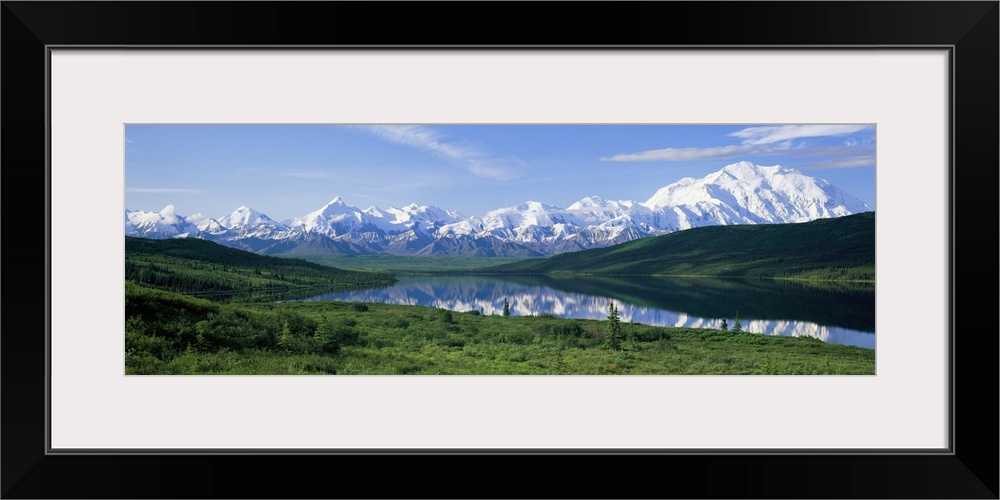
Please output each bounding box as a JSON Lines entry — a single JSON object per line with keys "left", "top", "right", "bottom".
{"left": 125, "top": 236, "right": 395, "bottom": 298}
{"left": 482, "top": 212, "right": 875, "bottom": 281}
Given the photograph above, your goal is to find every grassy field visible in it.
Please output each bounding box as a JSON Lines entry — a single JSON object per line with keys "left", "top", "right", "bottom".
{"left": 125, "top": 222, "right": 876, "bottom": 375}
{"left": 125, "top": 282, "right": 875, "bottom": 375}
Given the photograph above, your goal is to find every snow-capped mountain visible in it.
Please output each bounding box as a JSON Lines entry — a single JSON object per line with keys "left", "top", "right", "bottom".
{"left": 124, "top": 205, "right": 200, "bottom": 237}
{"left": 643, "top": 161, "right": 870, "bottom": 226}
{"left": 126, "top": 161, "right": 872, "bottom": 256}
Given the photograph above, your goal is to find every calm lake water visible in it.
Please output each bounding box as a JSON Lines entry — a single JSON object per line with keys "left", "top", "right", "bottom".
{"left": 294, "top": 275, "right": 875, "bottom": 349}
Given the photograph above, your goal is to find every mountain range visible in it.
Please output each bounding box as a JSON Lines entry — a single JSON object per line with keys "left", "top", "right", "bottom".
{"left": 125, "top": 161, "right": 872, "bottom": 256}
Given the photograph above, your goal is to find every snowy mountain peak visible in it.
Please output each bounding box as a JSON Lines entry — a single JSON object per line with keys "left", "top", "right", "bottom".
{"left": 723, "top": 160, "right": 759, "bottom": 173}
{"left": 568, "top": 196, "right": 634, "bottom": 211}
{"left": 569, "top": 196, "right": 605, "bottom": 209}
{"left": 717, "top": 161, "right": 780, "bottom": 180}
{"left": 314, "top": 197, "right": 358, "bottom": 217}
{"left": 127, "top": 160, "right": 871, "bottom": 257}
{"left": 383, "top": 203, "right": 462, "bottom": 231}
{"left": 643, "top": 161, "right": 870, "bottom": 223}
{"left": 219, "top": 206, "right": 274, "bottom": 229}
{"left": 125, "top": 204, "right": 200, "bottom": 237}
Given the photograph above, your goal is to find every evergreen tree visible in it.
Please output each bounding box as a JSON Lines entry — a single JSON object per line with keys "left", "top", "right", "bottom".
{"left": 721, "top": 318, "right": 728, "bottom": 331}
{"left": 277, "top": 322, "right": 296, "bottom": 352}
{"left": 606, "top": 301, "right": 622, "bottom": 351}
{"left": 733, "top": 311, "right": 742, "bottom": 333}
{"left": 502, "top": 298, "right": 510, "bottom": 317}
{"left": 313, "top": 316, "right": 339, "bottom": 354}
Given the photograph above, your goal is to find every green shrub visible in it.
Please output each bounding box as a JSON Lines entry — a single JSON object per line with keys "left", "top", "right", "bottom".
{"left": 194, "top": 308, "right": 281, "bottom": 351}
{"left": 388, "top": 318, "right": 410, "bottom": 329}
{"left": 329, "top": 319, "right": 360, "bottom": 346}
{"left": 497, "top": 330, "right": 533, "bottom": 345}
{"left": 549, "top": 322, "right": 584, "bottom": 337}
{"left": 442, "top": 335, "right": 466, "bottom": 348}
{"left": 277, "top": 310, "right": 318, "bottom": 338}
{"left": 125, "top": 329, "right": 177, "bottom": 359}
{"left": 630, "top": 326, "right": 671, "bottom": 342}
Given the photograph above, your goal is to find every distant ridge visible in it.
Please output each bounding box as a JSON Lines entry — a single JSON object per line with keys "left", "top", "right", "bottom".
{"left": 483, "top": 212, "right": 875, "bottom": 281}
{"left": 124, "top": 236, "right": 395, "bottom": 298}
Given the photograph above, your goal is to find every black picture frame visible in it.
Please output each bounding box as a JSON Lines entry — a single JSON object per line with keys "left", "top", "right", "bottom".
{"left": 3, "top": 2, "right": 997, "bottom": 498}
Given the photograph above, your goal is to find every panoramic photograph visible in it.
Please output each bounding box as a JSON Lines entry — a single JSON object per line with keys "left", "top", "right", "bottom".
{"left": 124, "top": 124, "right": 876, "bottom": 375}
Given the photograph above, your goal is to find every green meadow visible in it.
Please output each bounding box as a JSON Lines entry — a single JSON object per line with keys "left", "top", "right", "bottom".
{"left": 124, "top": 214, "right": 875, "bottom": 375}
{"left": 125, "top": 282, "right": 873, "bottom": 375}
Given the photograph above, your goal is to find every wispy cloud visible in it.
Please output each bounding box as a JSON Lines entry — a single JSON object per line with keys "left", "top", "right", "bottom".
{"left": 126, "top": 187, "right": 204, "bottom": 194}
{"left": 795, "top": 157, "right": 875, "bottom": 169}
{"left": 601, "top": 144, "right": 763, "bottom": 162}
{"left": 357, "top": 125, "right": 482, "bottom": 162}
{"left": 468, "top": 156, "right": 530, "bottom": 180}
{"left": 728, "top": 125, "right": 872, "bottom": 145}
{"left": 600, "top": 124, "right": 874, "bottom": 168}
{"left": 355, "top": 125, "right": 528, "bottom": 180}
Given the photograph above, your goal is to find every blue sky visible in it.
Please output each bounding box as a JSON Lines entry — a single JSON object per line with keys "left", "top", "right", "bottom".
{"left": 125, "top": 124, "right": 876, "bottom": 221}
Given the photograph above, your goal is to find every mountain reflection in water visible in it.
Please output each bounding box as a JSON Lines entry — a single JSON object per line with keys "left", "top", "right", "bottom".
{"left": 294, "top": 275, "right": 875, "bottom": 349}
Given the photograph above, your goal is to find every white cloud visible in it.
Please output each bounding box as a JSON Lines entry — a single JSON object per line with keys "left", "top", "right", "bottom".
{"left": 728, "top": 125, "right": 872, "bottom": 145}
{"left": 126, "top": 187, "right": 203, "bottom": 194}
{"left": 783, "top": 144, "right": 875, "bottom": 157}
{"left": 186, "top": 212, "right": 208, "bottom": 224}
{"left": 355, "top": 125, "right": 527, "bottom": 180}
{"left": 158, "top": 204, "right": 179, "bottom": 224}
{"left": 600, "top": 125, "right": 874, "bottom": 167}
{"left": 795, "top": 156, "right": 876, "bottom": 169}
{"left": 601, "top": 144, "right": 762, "bottom": 162}
{"left": 356, "top": 125, "right": 482, "bottom": 162}
{"left": 469, "top": 156, "right": 530, "bottom": 180}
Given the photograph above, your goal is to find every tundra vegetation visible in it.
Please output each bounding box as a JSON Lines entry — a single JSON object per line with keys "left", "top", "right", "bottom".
{"left": 124, "top": 214, "right": 875, "bottom": 375}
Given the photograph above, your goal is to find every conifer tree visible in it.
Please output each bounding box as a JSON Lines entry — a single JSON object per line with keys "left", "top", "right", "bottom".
{"left": 733, "top": 311, "right": 742, "bottom": 333}
{"left": 277, "top": 322, "right": 295, "bottom": 352}
{"left": 313, "top": 316, "right": 339, "bottom": 354}
{"left": 606, "top": 301, "right": 622, "bottom": 351}
{"left": 502, "top": 298, "right": 511, "bottom": 317}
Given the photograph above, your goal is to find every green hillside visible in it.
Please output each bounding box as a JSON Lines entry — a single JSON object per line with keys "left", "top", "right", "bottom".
{"left": 125, "top": 236, "right": 395, "bottom": 301}
{"left": 484, "top": 212, "right": 875, "bottom": 281}
{"left": 123, "top": 225, "right": 876, "bottom": 375}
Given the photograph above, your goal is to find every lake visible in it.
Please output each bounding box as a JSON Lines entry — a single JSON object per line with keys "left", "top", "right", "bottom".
{"left": 294, "top": 275, "right": 875, "bottom": 349}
